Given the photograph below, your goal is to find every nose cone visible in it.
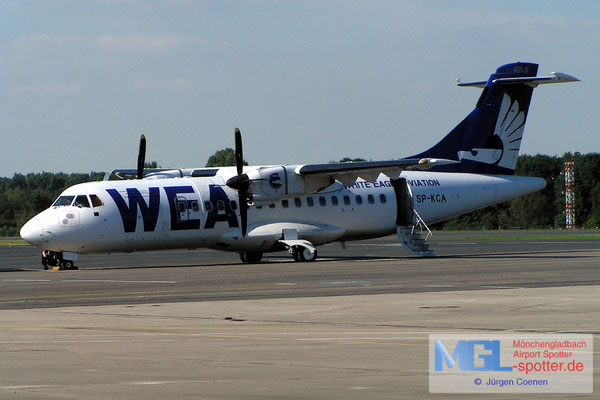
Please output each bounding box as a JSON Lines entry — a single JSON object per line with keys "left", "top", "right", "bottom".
{"left": 20, "top": 218, "right": 44, "bottom": 246}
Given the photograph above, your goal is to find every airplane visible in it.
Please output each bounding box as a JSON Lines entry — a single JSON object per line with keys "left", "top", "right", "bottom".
{"left": 20, "top": 62, "right": 579, "bottom": 269}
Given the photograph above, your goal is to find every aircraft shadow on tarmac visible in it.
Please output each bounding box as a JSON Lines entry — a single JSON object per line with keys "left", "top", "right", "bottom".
{"left": 1, "top": 248, "right": 596, "bottom": 272}
{"left": 86, "top": 251, "right": 598, "bottom": 270}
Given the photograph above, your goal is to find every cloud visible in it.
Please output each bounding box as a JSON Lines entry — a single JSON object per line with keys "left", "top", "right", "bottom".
{"left": 132, "top": 78, "right": 193, "bottom": 91}
{"left": 15, "top": 34, "right": 84, "bottom": 50}
{"left": 13, "top": 33, "right": 201, "bottom": 54}
{"left": 18, "top": 81, "right": 84, "bottom": 96}
{"left": 93, "top": 34, "right": 196, "bottom": 53}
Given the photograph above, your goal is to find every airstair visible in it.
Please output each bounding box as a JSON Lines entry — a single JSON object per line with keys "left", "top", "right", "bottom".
{"left": 397, "top": 209, "right": 434, "bottom": 257}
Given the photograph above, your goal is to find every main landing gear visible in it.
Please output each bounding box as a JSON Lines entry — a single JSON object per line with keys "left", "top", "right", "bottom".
{"left": 41, "top": 250, "right": 78, "bottom": 270}
{"left": 238, "top": 245, "right": 318, "bottom": 264}
{"left": 291, "top": 246, "right": 318, "bottom": 262}
{"left": 239, "top": 252, "right": 263, "bottom": 263}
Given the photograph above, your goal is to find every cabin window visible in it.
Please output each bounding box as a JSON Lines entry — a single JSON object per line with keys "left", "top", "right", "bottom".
{"left": 331, "top": 196, "right": 339, "bottom": 206}
{"left": 282, "top": 199, "right": 289, "bottom": 208}
{"left": 355, "top": 195, "right": 363, "bottom": 205}
{"left": 379, "top": 194, "right": 387, "bottom": 204}
{"left": 191, "top": 200, "right": 200, "bottom": 212}
{"left": 343, "top": 195, "right": 351, "bottom": 205}
{"left": 294, "top": 198, "right": 302, "bottom": 207}
{"left": 367, "top": 194, "right": 374, "bottom": 204}
{"left": 89, "top": 194, "right": 104, "bottom": 207}
{"left": 319, "top": 196, "right": 326, "bottom": 206}
{"left": 73, "top": 195, "right": 91, "bottom": 208}
{"left": 217, "top": 200, "right": 225, "bottom": 211}
{"left": 307, "top": 197, "right": 314, "bottom": 207}
{"left": 53, "top": 195, "right": 75, "bottom": 207}
{"left": 269, "top": 203, "right": 276, "bottom": 208}
{"left": 230, "top": 200, "right": 237, "bottom": 210}
{"left": 204, "top": 201, "right": 213, "bottom": 212}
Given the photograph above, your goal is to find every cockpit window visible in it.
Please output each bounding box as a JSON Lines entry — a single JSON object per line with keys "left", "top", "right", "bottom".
{"left": 89, "top": 194, "right": 104, "bottom": 207}
{"left": 73, "top": 195, "right": 91, "bottom": 208}
{"left": 53, "top": 195, "right": 75, "bottom": 207}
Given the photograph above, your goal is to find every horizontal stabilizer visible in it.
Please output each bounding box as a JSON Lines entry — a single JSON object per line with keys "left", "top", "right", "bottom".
{"left": 457, "top": 72, "right": 580, "bottom": 88}
{"left": 456, "top": 79, "right": 487, "bottom": 88}
{"left": 491, "top": 72, "right": 580, "bottom": 87}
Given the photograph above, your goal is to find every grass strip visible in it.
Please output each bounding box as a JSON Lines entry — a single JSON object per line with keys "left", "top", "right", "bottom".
{"left": 433, "top": 234, "right": 600, "bottom": 241}
{"left": 0, "top": 239, "right": 28, "bottom": 246}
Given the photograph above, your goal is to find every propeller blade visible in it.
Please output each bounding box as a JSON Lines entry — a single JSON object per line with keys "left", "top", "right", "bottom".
{"left": 234, "top": 128, "right": 243, "bottom": 176}
{"left": 231, "top": 128, "right": 249, "bottom": 236}
{"left": 239, "top": 191, "right": 248, "bottom": 237}
{"left": 137, "top": 135, "right": 146, "bottom": 179}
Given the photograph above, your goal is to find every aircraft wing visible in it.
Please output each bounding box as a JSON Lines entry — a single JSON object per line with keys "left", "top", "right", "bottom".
{"left": 295, "top": 158, "right": 458, "bottom": 186}
{"left": 104, "top": 168, "right": 220, "bottom": 180}
{"left": 104, "top": 168, "right": 173, "bottom": 180}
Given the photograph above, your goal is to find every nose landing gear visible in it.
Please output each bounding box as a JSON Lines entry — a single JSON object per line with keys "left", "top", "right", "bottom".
{"left": 41, "top": 251, "right": 79, "bottom": 270}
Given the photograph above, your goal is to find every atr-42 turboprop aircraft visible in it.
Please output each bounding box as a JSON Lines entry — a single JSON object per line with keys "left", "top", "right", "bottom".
{"left": 21, "top": 62, "right": 578, "bottom": 268}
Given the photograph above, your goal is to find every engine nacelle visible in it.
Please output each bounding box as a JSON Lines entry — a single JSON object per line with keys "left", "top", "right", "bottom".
{"left": 246, "top": 166, "right": 332, "bottom": 204}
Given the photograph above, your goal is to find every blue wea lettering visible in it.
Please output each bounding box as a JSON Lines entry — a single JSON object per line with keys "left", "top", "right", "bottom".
{"left": 107, "top": 185, "right": 238, "bottom": 233}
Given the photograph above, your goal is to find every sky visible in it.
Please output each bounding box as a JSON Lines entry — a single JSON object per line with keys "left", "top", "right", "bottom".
{"left": 1, "top": 0, "right": 598, "bottom": 177}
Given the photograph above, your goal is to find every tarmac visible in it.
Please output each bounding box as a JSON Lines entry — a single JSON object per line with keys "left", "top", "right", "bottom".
{"left": 0, "top": 232, "right": 598, "bottom": 399}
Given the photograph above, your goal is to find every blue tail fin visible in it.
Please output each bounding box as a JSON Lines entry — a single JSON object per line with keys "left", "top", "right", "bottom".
{"left": 411, "top": 62, "right": 541, "bottom": 175}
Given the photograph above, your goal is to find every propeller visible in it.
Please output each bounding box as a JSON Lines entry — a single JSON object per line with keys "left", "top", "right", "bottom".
{"left": 226, "top": 128, "right": 250, "bottom": 237}
{"left": 136, "top": 135, "right": 146, "bottom": 179}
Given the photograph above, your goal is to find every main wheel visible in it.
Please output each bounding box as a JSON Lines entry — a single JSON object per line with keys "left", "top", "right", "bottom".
{"left": 292, "top": 248, "right": 301, "bottom": 262}
{"left": 297, "top": 247, "right": 318, "bottom": 262}
{"left": 240, "top": 252, "right": 263, "bottom": 263}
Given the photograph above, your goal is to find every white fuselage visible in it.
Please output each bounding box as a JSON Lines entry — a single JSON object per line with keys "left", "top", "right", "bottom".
{"left": 20, "top": 167, "right": 545, "bottom": 255}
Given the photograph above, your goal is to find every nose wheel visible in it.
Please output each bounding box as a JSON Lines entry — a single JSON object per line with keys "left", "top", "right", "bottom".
{"left": 61, "top": 260, "right": 78, "bottom": 270}
{"left": 41, "top": 251, "right": 78, "bottom": 270}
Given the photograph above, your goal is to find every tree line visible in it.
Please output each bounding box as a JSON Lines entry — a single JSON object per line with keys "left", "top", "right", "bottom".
{"left": 433, "top": 153, "right": 600, "bottom": 230}
{"left": 1, "top": 153, "right": 598, "bottom": 236}
{"left": 0, "top": 172, "right": 105, "bottom": 236}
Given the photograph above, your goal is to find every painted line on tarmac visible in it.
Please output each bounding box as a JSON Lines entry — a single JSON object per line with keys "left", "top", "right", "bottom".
{"left": 59, "top": 279, "right": 177, "bottom": 284}
{"left": 436, "top": 242, "right": 478, "bottom": 245}
{"left": 350, "top": 242, "right": 479, "bottom": 246}
{"left": 1, "top": 279, "right": 177, "bottom": 284}
{"left": 479, "top": 285, "right": 524, "bottom": 289}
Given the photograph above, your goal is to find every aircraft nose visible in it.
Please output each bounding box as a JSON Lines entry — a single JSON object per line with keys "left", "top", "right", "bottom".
{"left": 20, "top": 218, "right": 44, "bottom": 246}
